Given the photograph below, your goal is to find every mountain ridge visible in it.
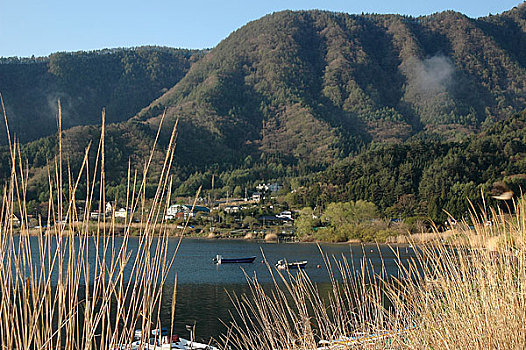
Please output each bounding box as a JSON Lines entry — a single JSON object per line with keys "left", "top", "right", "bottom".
{"left": 133, "top": 6, "right": 526, "bottom": 166}
{"left": 0, "top": 5, "right": 526, "bottom": 223}
{"left": 0, "top": 46, "right": 202, "bottom": 143}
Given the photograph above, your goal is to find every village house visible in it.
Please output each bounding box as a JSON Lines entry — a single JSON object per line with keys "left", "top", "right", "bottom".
{"left": 90, "top": 202, "right": 117, "bottom": 220}
{"left": 276, "top": 210, "right": 293, "bottom": 220}
{"left": 165, "top": 204, "right": 210, "bottom": 220}
{"left": 256, "top": 183, "right": 281, "bottom": 192}
{"left": 105, "top": 202, "right": 113, "bottom": 214}
{"left": 9, "top": 213, "right": 21, "bottom": 227}
{"left": 114, "top": 208, "right": 130, "bottom": 219}
{"left": 224, "top": 206, "right": 240, "bottom": 214}
{"left": 251, "top": 192, "right": 262, "bottom": 202}
{"left": 90, "top": 211, "right": 104, "bottom": 220}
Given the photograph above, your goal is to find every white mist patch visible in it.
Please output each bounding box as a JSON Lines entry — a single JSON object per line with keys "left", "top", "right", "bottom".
{"left": 46, "top": 93, "right": 74, "bottom": 125}
{"left": 406, "top": 55, "right": 456, "bottom": 96}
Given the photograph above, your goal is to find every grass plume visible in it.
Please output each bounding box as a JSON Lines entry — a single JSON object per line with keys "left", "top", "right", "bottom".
{"left": 223, "top": 199, "right": 526, "bottom": 349}
{"left": 0, "top": 99, "right": 182, "bottom": 349}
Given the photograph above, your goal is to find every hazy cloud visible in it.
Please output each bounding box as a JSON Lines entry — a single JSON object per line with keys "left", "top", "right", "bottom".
{"left": 406, "top": 55, "right": 455, "bottom": 96}
{"left": 46, "top": 93, "right": 74, "bottom": 126}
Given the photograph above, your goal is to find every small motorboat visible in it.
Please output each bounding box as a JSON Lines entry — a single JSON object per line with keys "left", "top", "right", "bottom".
{"left": 275, "top": 259, "right": 307, "bottom": 270}
{"left": 213, "top": 254, "right": 256, "bottom": 264}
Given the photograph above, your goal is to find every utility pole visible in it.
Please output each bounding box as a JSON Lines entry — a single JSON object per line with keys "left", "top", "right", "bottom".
{"left": 211, "top": 174, "right": 215, "bottom": 205}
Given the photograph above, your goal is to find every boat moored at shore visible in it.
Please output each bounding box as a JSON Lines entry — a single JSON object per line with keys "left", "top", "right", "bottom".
{"left": 119, "top": 327, "right": 219, "bottom": 350}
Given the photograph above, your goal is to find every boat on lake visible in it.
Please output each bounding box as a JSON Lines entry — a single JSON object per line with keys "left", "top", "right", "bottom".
{"left": 213, "top": 254, "right": 256, "bottom": 264}
{"left": 276, "top": 259, "right": 307, "bottom": 270}
{"left": 124, "top": 327, "right": 219, "bottom": 350}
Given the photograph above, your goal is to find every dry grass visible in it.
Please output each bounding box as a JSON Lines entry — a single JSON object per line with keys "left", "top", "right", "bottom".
{"left": 0, "top": 98, "right": 184, "bottom": 349}
{"left": 2, "top": 96, "right": 526, "bottom": 350}
{"left": 223, "top": 200, "right": 526, "bottom": 349}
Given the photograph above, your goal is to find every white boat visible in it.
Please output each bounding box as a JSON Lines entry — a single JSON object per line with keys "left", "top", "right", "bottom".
{"left": 127, "top": 337, "right": 218, "bottom": 350}
{"left": 119, "top": 327, "right": 219, "bottom": 350}
{"left": 275, "top": 259, "right": 307, "bottom": 270}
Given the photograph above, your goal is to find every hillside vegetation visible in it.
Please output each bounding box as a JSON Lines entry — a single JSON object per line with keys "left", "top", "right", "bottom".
{"left": 137, "top": 5, "right": 526, "bottom": 162}
{"left": 1, "top": 4, "right": 526, "bottom": 230}
{"left": 0, "top": 47, "right": 201, "bottom": 143}
{"left": 293, "top": 109, "right": 526, "bottom": 225}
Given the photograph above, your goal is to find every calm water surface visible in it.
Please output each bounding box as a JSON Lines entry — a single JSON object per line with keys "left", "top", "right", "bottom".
{"left": 23, "top": 237, "right": 416, "bottom": 341}
{"left": 164, "top": 238, "right": 415, "bottom": 341}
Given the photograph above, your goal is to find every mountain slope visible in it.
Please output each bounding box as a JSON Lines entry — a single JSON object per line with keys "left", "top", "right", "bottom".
{"left": 0, "top": 47, "right": 201, "bottom": 143}
{"left": 133, "top": 5, "right": 526, "bottom": 167}
{"left": 1, "top": 6, "right": 526, "bottom": 214}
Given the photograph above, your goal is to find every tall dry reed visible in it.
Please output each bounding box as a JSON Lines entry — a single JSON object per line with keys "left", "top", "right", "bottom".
{"left": 223, "top": 199, "right": 526, "bottom": 349}
{"left": 0, "top": 96, "right": 182, "bottom": 350}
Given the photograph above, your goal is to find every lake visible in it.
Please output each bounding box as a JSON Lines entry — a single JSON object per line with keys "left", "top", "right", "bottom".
{"left": 159, "top": 238, "right": 416, "bottom": 341}
{"left": 17, "top": 236, "right": 416, "bottom": 342}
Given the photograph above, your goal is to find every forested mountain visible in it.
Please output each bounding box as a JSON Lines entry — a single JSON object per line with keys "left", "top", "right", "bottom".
{"left": 0, "top": 47, "right": 201, "bottom": 143}
{"left": 1, "top": 4, "right": 526, "bottom": 224}
{"left": 291, "top": 109, "right": 526, "bottom": 222}
{"left": 135, "top": 4, "right": 526, "bottom": 167}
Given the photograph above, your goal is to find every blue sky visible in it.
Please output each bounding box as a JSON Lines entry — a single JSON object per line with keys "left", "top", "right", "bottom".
{"left": 0, "top": 0, "right": 522, "bottom": 58}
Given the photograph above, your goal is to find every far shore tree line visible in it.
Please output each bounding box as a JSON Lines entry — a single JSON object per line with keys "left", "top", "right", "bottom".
{"left": 2, "top": 110, "right": 526, "bottom": 242}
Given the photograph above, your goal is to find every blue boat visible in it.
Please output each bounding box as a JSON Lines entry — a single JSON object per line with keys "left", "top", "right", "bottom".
{"left": 213, "top": 255, "right": 256, "bottom": 264}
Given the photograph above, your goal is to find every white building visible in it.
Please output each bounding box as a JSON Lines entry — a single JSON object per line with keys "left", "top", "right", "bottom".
{"left": 105, "top": 202, "right": 113, "bottom": 214}
{"left": 256, "top": 183, "right": 281, "bottom": 192}
{"left": 165, "top": 204, "right": 210, "bottom": 220}
{"left": 90, "top": 211, "right": 103, "bottom": 220}
{"left": 224, "top": 206, "right": 240, "bottom": 214}
{"left": 114, "top": 208, "right": 129, "bottom": 219}
{"left": 252, "top": 192, "right": 262, "bottom": 202}
{"left": 276, "top": 210, "right": 293, "bottom": 220}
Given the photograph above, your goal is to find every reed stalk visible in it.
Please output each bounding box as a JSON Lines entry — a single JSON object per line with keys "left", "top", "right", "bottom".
{"left": 224, "top": 199, "right": 526, "bottom": 349}
{"left": 0, "top": 98, "right": 182, "bottom": 350}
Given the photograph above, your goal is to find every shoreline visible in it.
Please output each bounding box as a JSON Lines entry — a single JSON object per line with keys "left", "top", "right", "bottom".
{"left": 12, "top": 222, "right": 500, "bottom": 250}
{"left": 13, "top": 225, "right": 417, "bottom": 248}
